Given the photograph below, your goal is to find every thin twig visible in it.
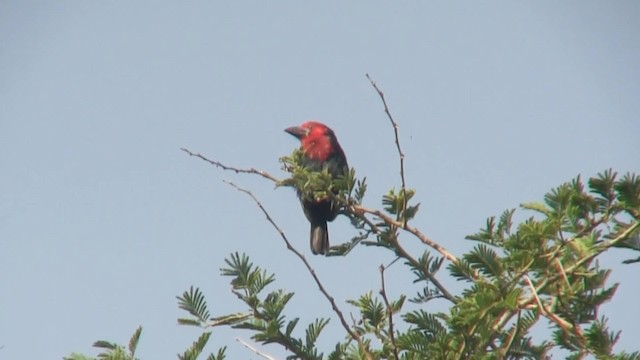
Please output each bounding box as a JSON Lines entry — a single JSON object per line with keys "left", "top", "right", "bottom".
{"left": 353, "top": 204, "right": 461, "bottom": 266}
{"left": 181, "top": 148, "right": 279, "bottom": 182}
{"left": 555, "top": 258, "right": 571, "bottom": 288}
{"left": 497, "top": 310, "right": 521, "bottom": 358}
{"left": 225, "top": 181, "right": 374, "bottom": 360}
{"left": 235, "top": 337, "right": 277, "bottom": 360}
{"left": 362, "top": 76, "right": 462, "bottom": 299}
{"left": 379, "top": 264, "right": 400, "bottom": 360}
{"left": 345, "top": 202, "right": 456, "bottom": 302}
{"left": 524, "top": 276, "right": 577, "bottom": 337}
{"left": 366, "top": 74, "right": 408, "bottom": 224}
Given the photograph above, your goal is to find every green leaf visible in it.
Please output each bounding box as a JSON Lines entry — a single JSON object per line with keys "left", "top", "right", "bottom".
{"left": 305, "top": 318, "right": 330, "bottom": 348}
{"left": 127, "top": 326, "right": 142, "bottom": 357}
{"left": 466, "top": 211, "right": 515, "bottom": 246}
{"left": 348, "top": 292, "right": 385, "bottom": 330}
{"left": 447, "top": 258, "right": 476, "bottom": 282}
{"left": 178, "top": 318, "right": 202, "bottom": 327}
{"left": 503, "top": 288, "right": 522, "bottom": 310}
{"left": 355, "top": 176, "right": 367, "bottom": 203}
{"left": 177, "top": 286, "right": 211, "bottom": 324}
{"left": 221, "top": 252, "right": 276, "bottom": 298}
{"left": 615, "top": 172, "right": 640, "bottom": 214}
{"left": 390, "top": 295, "right": 406, "bottom": 313}
{"left": 403, "top": 310, "right": 447, "bottom": 337}
{"left": 285, "top": 317, "right": 299, "bottom": 337}
{"left": 404, "top": 203, "right": 421, "bottom": 221}
{"left": 206, "top": 346, "right": 227, "bottom": 360}
{"left": 584, "top": 317, "right": 619, "bottom": 357}
{"left": 464, "top": 244, "right": 503, "bottom": 278}
{"left": 93, "top": 341, "right": 118, "bottom": 350}
{"left": 589, "top": 169, "right": 617, "bottom": 210}
{"left": 179, "top": 332, "right": 212, "bottom": 360}
{"left": 207, "top": 346, "right": 227, "bottom": 360}
{"left": 521, "top": 202, "right": 551, "bottom": 216}
{"left": 65, "top": 354, "right": 95, "bottom": 360}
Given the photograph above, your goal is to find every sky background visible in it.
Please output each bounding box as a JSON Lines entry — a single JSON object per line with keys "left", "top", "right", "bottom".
{"left": 1, "top": 1, "right": 639, "bottom": 359}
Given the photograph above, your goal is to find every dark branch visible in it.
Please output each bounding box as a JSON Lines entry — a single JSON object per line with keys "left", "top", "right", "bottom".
{"left": 224, "top": 181, "right": 374, "bottom": 360}
{"left": 379, "top": 264, "right": 400, "bottom": 360}
{"left": 366, "top": 74, "right": 408, "bottom": 224}
{"left": 352, "top": 204, "right": 462, "bottom": 266}
{"left": 181, "top": 148, "right": 279, "bottom": 182}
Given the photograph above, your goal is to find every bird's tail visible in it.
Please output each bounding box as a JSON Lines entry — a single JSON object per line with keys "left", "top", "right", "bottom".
{"left": 310, "top": 222, "right": 330, "bottom": 255}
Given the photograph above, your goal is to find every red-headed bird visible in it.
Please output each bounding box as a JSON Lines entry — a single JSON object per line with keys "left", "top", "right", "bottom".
{"left": 285, "top": 121, "right": 349, "bottom": 255}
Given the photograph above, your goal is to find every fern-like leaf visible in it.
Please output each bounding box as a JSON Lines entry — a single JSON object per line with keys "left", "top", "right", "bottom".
{"left": 127, "top": 326, "right": 142, "bottom": 358}
{"left": 305, "top": 318, "right": 330, "bottom": 348}
{"left": 179, "top": 332, "right": 211, "bottom": 360}
{"left": 464, "top": 244, "right": 503, "bottom": 278}
{"left": 177, "top": 286, "right": 211, "bottom": 324}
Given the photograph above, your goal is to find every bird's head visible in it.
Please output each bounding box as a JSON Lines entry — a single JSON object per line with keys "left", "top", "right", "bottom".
{"left": 285, "top": 121, "right": 337, "bottom": 161}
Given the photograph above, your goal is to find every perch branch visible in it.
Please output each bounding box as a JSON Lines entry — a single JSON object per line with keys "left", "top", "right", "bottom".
{"left": 225, "top": 181, "right": 374, "bottom": 360}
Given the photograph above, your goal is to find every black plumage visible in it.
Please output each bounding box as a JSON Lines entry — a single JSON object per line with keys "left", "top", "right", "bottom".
{"left": 285, "top": 121, "right": 348, "bottom": 255}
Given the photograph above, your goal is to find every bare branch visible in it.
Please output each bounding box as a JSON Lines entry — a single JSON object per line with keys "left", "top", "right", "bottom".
{"left": 352, "top": 204, "right": 461, "bottom": 266}
{"left": 225, "top": 181, "right": 374, "bottom": 360}
{"left": 235, "top": 337, "right": 277, "bottom": 360}
{"left": 366, "top": 74, "right": 408, "bottom": 223}
{"left": 379, "top": 264, "right": 400, "bottom": 360}
{"left": 181, "top": 148, "right": 279, "bottom": 182}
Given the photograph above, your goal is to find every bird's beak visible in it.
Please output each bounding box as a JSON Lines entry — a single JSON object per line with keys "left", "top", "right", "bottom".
{"left": 284, "top": 126, "right": 307, "bottom": 139}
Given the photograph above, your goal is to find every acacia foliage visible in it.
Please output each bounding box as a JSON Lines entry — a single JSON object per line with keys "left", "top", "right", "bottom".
{"left": 67, "top": 167, "right": 640, "bottom": 360}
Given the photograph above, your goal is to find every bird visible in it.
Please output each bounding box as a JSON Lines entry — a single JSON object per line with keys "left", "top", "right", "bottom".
{"left": 285, "top": 121, "right": 349, "bottom": 255}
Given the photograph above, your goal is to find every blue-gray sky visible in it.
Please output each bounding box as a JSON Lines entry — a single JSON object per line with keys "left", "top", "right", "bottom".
{"left": 1, "top": 2, "right": 639, "bottom": 359}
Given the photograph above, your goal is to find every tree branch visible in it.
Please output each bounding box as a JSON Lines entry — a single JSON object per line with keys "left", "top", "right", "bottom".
{"left": 352, "top": 204, "right": 462, "bottom": 266}
{"left": 181, "top": 148, "right": 279, "bottom": 182}
{"left": 525, "top": 275, "right": 582, "bottom": 341}
{"left": 235, "top": 337, "right": 276, "bottom": 360}
{"left": 225, "top": 181, "right": 374, "bottom": 360}
{"left": 379, "top": 264, "right": 400, "bottom": 360}
{"left": 366, "top": 74, "right": 408, "bottom": 224}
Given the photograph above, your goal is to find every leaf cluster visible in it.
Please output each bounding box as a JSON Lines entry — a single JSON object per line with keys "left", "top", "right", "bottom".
{"left": 280, "top": 150, "right": 369, "bottom": 256}
{"left": 68, "top": 169, "right": 640, "bottom": 359}
{"left": 64, "top": 326, "right": 143, "bottom": 360}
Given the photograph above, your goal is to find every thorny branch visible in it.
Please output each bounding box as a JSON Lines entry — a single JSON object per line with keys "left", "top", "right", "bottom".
{"left": 352, "top": 204, "right": 461, "bottom": 265}
{"left": 366, "top": 74, "right": 408, "bottom": 225}
{"left": 338, "top": 195, "right": 457, "bottom": 301}
{"left": 379, "top": 264, "right": 400, "bottom": 360}
{"left": 362, "top": 75, "right": 467, "bottom": 295}
{"left": 181, "top": 148, "right": 278, "bottom": 182}
{"left": 224, "top": 181, "right": 375, "bottom": 360}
